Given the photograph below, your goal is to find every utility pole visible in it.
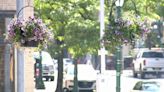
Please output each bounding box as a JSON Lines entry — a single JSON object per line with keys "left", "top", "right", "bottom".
{"left": 99, "top": 0, "right": 106, "bottom": 76}
{"left": 16, "top": 0, "right": 24, "bottom": 18}
{"left": 16, "top": 0, "right": 37, "bottom": 92}
{"left": 16, "top": 1, "right": 24, "bottom": 92}
{"left": 96, "top": 0, "right": 109, "bottom": 92}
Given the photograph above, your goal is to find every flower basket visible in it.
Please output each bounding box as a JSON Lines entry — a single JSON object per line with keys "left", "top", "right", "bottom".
{"left": 7, "top": 16, "right": 53, "bottom": 47}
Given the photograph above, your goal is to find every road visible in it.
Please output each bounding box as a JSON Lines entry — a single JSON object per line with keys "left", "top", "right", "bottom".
{"left": 103, "top": 70, "right": 141, "bottom": 92}
{"left": 34, "top": 70, "right": 164, "bottom": 92}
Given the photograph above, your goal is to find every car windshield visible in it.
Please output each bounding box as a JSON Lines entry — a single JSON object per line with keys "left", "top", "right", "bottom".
{"left": 142, "top": 83, "right": 160, "bottom": 91}
{"left": 142, "top": 52, "right": 164, "bottom": 58}
{"left": 133, "top": 81, "right": 161, "bottom": 92}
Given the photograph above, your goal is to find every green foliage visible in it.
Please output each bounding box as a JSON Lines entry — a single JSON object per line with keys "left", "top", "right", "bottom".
{"left": 34, "top": 0, "right": 163, "bottom": 56}
{"left": 103, "top": 0, "right": 163, "bottom": 51}
{"left": 34, "top": 0, "right": 100, "bottom": 58}
{"left": 123, "top": 0, "right": 163, "bottom": 19}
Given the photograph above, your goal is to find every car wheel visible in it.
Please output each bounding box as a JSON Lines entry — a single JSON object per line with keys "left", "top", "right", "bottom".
{"left": 132, "top": 66, "right": 137, "bottom": 78}
{"left": 45, "top": 77, "right": 49, "bottom": 81}
{"left": 63, "top": 87, "right": 69, "bottom": 92}
{"left": 133, "top": 70, "right": 138, "bottom": 78}
{"left": 140, "top": 72, "right": 145, "bottom": 79}
{"left": 132, "top": 64, "right": 137, "bottom": 78}
{"left": 50, "top": 76, "right": 54, "bottom": 81}
{"left": 139, "top": 64, "right": 145, "bottom": 79}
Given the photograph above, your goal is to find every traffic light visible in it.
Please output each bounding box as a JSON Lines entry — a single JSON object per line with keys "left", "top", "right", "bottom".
{"left": 34, "top": 52, "right": 45, "bottom": 89}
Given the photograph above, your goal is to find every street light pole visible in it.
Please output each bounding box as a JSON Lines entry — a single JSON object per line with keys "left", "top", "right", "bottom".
{"left": 116, "top": 46, "right": 121, "bottom": 92}
{"left": 96, "top": 0, "right": 109, "bottom": 92}
{"left": 99, "top": 0, "right": 106, "bottom": 74}
{"left": 116, "top": 6, "right": 121, "bottom": 92}
{"left": 115, "top": 0, "right": 124, "bottom": 92}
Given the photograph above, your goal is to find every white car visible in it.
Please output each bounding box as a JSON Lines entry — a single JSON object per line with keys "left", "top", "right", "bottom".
{"left": 63, "top": 64, "right": 97, "bottom": 92}
{"left": 132, "top": 48, "right": 164, "bottom": 78}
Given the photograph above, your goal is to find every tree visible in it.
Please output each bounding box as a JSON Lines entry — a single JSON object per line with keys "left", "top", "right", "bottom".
{"left": 34, "top": 0, "right": 163, "bottom": 91}
{"left": 34, "top": 0, "right": 100, "bottom": 91}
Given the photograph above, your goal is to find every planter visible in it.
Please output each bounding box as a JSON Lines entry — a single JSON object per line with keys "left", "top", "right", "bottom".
{"left": 21, "top": 40, "right": 39, "bottom": 47}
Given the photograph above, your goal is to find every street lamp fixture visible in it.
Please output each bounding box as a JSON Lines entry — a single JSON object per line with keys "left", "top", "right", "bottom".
{"left": 115, "top": 0, "right": 124, "bottom": 7}
{"left": 115, "top": 0, "right": 124, "bottom": 18}
{"left": 115, "top": 0, "right": 124, "bottom": 92}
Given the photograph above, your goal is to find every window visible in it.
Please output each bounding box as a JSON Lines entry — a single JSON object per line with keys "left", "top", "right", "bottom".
{"left": 142, "top": 52, "right": 164, "bottom": 58}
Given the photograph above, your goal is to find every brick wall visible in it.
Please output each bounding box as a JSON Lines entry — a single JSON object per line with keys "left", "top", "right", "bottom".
{"left": 0, "top": 46, "right": 5, "bottom": 92}
{"left": 0, "top": 16, "right": 5, "bottom": 92}
{"left": 24, "top": 0, "right": 34, "bottom": 18}
{"left": 0, "top": 0, "right": 16, "bottom": 11}
{"left": 0, "top": 0, "right": 35, "bottom": 91}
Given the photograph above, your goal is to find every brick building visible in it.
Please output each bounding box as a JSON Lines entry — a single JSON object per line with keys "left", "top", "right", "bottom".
{"left": 0, "top": 0, "right": 16, "bottom": 92}
{"left": 0, "top": 0, "right": 35, "bottom": 92}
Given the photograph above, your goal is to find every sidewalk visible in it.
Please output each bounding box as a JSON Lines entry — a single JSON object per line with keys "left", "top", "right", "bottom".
{"left": 34, "top": 81, "right": 56, "bottom": 92}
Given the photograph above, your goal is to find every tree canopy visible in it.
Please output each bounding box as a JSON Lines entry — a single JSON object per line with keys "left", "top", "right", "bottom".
{"left": 34, "top": 0, "right": 100, "bottom": 58}
{"left": 34, "top": 0, "right": 164, "bottom": 56}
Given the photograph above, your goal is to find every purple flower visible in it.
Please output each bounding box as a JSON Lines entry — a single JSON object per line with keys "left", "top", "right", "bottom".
{"left": 123, "top": 39, "right": 128, "bottom": 43}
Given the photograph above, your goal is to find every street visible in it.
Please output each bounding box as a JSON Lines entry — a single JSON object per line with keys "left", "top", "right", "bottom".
{"left": 34, "top": 70, "right": 164, "bottom": 92}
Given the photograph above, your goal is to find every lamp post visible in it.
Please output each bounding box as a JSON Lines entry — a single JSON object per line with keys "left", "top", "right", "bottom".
{"left": 115, "top": 0, "right": 124, "bottom": 92}
{"left": 99, "top": 0, "right": 106, "bottom": 74}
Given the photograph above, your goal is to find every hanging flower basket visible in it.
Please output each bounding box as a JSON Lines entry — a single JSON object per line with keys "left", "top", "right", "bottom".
{"left": 7, "top": 16, "right": 53, "bottom": 47}
{"left": 104, "top": 18, "right": 150, "bottom": 46}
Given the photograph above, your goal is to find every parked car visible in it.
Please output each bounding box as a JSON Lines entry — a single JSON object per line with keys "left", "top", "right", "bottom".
{"left": 63, "top": 64, "right": 97, "bottom": 92}
{"left": 132, "top": 48, "right": 164, "bottom": 78}
{"left": 130, "top": 80, "right": 164, "bottom": 92}
{"left": 34, "top": 51, "right": 55, "bottom": 81}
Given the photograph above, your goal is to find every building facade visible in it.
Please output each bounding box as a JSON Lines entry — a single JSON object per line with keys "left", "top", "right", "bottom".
{"left": 0, "top": 0, "right": 16, "bottom": 92}
{"left": 0, "top": 0, "right": 35, "bottom": 92}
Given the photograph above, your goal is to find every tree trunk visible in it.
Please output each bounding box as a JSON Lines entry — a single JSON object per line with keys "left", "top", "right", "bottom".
{"left": 55, "top": 51, "right": 63, "bottom": 92}
{"left": 73, "top": 59, "right": 78, "bottom": 92}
